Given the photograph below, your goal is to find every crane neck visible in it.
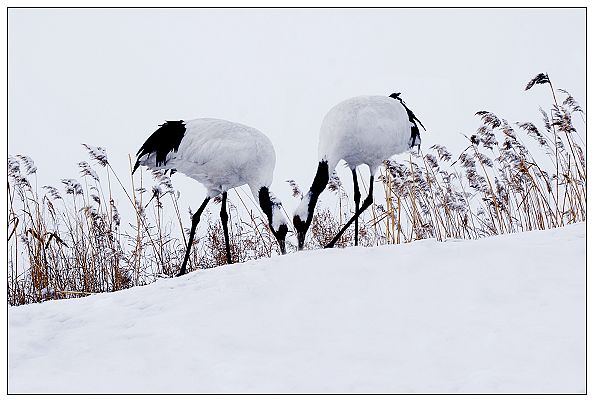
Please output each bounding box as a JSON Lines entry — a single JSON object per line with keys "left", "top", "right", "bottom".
{"left": 257, "top": 186, "right": 287, "bottom": 231}
{"left": 258, "top": 186, "right": 288, "bottom": 254}
{"left": 295, "top": 160, "right": 330, "bottom": 229}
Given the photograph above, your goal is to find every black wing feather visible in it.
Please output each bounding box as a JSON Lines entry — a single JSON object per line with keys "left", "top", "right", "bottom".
{"left": 133, "top": 120, "right": 186, "bottom": 173}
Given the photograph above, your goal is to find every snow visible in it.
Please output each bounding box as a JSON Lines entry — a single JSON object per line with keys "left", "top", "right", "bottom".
{"left": 8, "top": 223, "right": 585, "bottom": 394}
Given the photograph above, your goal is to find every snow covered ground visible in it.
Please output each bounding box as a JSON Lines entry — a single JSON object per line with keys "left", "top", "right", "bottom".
{"left": 9, "top": 223, "right": 585, "bottom": 394}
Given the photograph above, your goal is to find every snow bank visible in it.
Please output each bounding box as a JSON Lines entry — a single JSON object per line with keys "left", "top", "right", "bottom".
{"left": 9, "top": 224, "right": 585, "bottom": 394}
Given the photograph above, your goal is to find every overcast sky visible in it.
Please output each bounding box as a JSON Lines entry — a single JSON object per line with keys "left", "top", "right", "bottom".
{"left": 8, "top": 8, "right": 585, "bottom": 228}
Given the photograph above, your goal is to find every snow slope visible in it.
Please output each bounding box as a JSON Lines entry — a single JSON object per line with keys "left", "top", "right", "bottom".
{"left": 9, "top": 224, "right": 585, "bottom": 394}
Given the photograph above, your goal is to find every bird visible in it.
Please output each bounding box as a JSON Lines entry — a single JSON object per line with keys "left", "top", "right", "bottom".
{"left": 133, "top": 118, "right": 289, "bottom": 276}
{"left": 293, "top": 93, "right": 425, "bottom": 250}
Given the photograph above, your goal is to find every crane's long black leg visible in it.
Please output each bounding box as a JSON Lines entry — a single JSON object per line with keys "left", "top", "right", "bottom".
{"left": 326, "top": 175, "right": 374, "bottom": 249}
{"left": 352, "top": 168, "right": 361, "bottom": 246}
{"left": 220, "top": 191, "right": 232, "bottom": 264}
{"left": 178, "top": 197, "right": 210, "bottom": 276}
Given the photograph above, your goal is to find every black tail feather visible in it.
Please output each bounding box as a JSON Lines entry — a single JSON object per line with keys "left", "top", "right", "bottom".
{"left": 132, "top": 159, "right": 141, "bottom": 174}
{"left": 389, "top": 92, "right": 425, "bottom": 148}
{"left": 133, "top": 120, "right": 186, "bottom": 174}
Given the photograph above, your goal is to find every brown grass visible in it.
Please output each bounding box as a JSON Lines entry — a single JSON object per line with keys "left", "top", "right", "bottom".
{"left": 8, "top": 74, "right": 585, "bottom": 306}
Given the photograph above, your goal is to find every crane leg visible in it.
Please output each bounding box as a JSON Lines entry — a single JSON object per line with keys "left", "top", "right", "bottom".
{"left": 326, "top": 174, "right": 373, "bottom": 249}
{"left": 220, "top": 191, "right": 232, "bottom": 264}
{"left": 352, "top": 168, "right": 361, "bottom": 246}
{"left": 178, "top": 196, "right": 210, "bottom": 276}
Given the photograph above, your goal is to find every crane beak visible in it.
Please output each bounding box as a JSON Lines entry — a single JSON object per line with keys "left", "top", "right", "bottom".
{"left": 274, "top": 223, "right": 288, "bottom": 255}
{"left": 293, "top": 215, "right": 308, "bottom": 251}
{"left": 278, "top": 239, "right": 286, "bottom": 255}
{"left": 297, "top": 231, "right": 305, "bottom": 251}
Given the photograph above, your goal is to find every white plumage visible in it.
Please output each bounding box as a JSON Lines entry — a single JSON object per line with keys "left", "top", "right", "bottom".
{"left": 134, "top": 118, "right": 288, "bottom": 275}
{"left": 318, "top": 96, "right": 416, "bottom": 173}
{"left": 139, "top": 119, "right": 275, "bottom": 206}
{"left": 294, "top": 94, "right": 424, "bottom": 250}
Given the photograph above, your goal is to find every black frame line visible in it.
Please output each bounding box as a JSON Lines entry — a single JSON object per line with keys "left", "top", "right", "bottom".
{"left": 5, "top": 5, "right": 587, "bottom": 397}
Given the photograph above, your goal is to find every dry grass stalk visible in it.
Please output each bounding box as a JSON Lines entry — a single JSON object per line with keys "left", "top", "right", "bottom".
{"left": 8, "top": 74, "right": 585, "bottom": 306}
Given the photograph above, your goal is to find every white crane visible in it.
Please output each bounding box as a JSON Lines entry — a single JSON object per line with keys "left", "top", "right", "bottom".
{"left": 133, "top": 118, "right": 288, "bottom": 276}
{"left": 293, "top": 93, "right": 425, "bottom": 250}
